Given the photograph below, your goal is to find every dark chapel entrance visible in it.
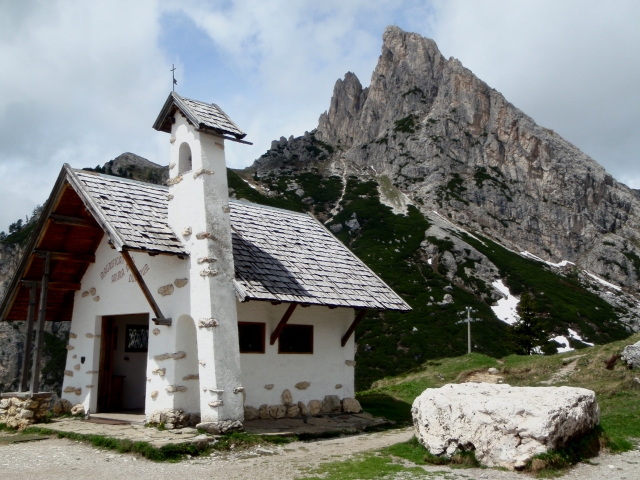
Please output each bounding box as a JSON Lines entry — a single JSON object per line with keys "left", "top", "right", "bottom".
{"left": 97, "top": 313, "right": 149, "bottom": 413}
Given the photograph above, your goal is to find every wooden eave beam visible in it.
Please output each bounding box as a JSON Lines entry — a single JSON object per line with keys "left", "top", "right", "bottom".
{"left": 34, "top": 250, "right": 96, "bottom": 263}
{"left": 341, "top": 309, "right": 368, "bottom": 347}
{"left": 50, "top": 214, "right": 98, "bottom": 229}
{"left": 121, "top": 250, "right": 171, "bottom": 326}
{"left": 20, "top": 280, "right": 81, "bottom": 291}
{"left": 270, "top": 303, "right": 298, "bottom": 345}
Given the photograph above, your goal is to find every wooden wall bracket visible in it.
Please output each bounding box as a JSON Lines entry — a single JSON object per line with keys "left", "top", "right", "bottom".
{"left": 121, "top": 250, "right": 171, "bottom": 326}
{"left": 341, "top": 309, "right": 367, "bottom": 347}
{"left": 270, "top": 303, "right": 297, "bottom": 345}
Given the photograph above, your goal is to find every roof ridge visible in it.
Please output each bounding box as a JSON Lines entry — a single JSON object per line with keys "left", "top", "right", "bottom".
{"left": 229, "top": 199, "right": 308, "bottom": 216}
{"left": 74, "top": 168, "right": 169, "bottom": 190}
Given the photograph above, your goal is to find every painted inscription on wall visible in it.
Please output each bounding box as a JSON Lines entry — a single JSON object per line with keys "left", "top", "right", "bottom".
{"left": 100, "top": 256, "right": 150, "bottom": 284}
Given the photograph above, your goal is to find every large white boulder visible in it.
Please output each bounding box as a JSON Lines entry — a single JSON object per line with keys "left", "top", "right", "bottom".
{"left": 412, "top": 383, "right": 599, "bottom": 470}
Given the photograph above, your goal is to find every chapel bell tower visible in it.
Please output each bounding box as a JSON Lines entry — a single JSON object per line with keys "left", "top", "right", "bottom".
{"left": 153, "top": 92, "right": 249, "bottom": 424}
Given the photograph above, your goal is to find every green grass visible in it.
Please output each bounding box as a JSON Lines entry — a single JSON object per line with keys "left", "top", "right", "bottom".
{"left": 297, "top": 452, "right": 432, "bottom": 479}
{"left": 297, "top": 437, "right": 482, "bottom": 479}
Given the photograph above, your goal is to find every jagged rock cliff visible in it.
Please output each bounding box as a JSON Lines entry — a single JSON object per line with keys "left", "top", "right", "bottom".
{"left": 0, "top": 211, "right": 69, "bottom": 394}
{"left": 254, "top": 26, "right": 640, "bottom": 293}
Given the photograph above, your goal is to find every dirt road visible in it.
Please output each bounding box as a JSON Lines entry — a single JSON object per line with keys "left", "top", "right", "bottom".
{"left": 0, "top": 428, "right": 638, "bottom": 479}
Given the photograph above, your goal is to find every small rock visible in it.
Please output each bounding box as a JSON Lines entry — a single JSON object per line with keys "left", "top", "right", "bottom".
{"left": 70, "top": 404, "right": 85, "bottom": 416}
{"left": 286, "top": 405, "right": 300, "bottom": 418}
{"left": 621, "top": 341, "right": 640, "bottom": 369}
{"left": 322, "top": 395, "right": 341, "bottom": 414}
{"left": 52, "top": 399, "right": 72, "bottom": 415}
{"left": 307, "top": 400, "right": 322, "bottom": 416}
{"left": 342, "top": 398, "right": 362, "bottom": 413}
{"left": 329, "top": 223, "right": 343, "bottom": 233}
{"left": 264, "top": 384, "right": 274, "bottom": 390}
{"left": 297, "top": 401, "right": 308, "bottom": 417}
{"left": 488, "top": 367, "right": 499, "bottom": 375}
{"left": 269, "top": 404, "right": 286, "bottom": 419}
{"left": 295, "top": 381, "right": 310, "bottom": 390}
{"left": 158, "top": 284, "right": 174, "bottom": 296}
{"left": 440, "top": 294, "right": 453, "bottom": 305}
{"left": 258, "top": 404, "right": 270, "bottom": 419}
{"left": 281, "top": 389, "right": 293, "bottom": 406}
{"left": 244, "top": 406, "right": 259, "bottom": 420}
{"left": 174, "top": 278, "right": 189, "bottom": 288}
{"left": 345, "top": 218, "right": 360, "bottom": 230}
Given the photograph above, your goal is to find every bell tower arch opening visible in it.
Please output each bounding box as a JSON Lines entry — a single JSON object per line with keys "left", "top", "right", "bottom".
{"left": 178, "top": 142, "right": 192, "bottom": 173}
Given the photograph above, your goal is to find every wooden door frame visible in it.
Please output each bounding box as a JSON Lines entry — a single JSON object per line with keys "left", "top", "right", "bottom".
{"left": 97, "top": 316, "right": 116, "bottom": 413}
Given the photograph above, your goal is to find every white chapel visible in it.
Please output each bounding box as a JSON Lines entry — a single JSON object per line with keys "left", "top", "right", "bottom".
{"left": 0, "top": 92, "right": 410, "bottom": 430}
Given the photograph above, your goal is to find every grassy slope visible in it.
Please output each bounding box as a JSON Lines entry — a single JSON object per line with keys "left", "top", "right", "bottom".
{"left": 461, "top": 233, "right": 629, "bottom": 345}
{"left": 359, "top": 332, "right": 640, "bottom": 446}
{"left": 231, "top": 168, "right": 631, "bottom": 390}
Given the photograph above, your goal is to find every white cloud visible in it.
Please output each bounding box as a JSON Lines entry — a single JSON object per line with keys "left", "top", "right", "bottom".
{"left": 162, "top": 0, "right": 394, "bottom": 168}
{"left": 0, "top": 0, "right": 169, "bottom": 231}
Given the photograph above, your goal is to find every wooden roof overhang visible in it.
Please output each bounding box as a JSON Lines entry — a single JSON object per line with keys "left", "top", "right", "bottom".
{"left": 0, "top": 166, "right": 105, "bottom": 322}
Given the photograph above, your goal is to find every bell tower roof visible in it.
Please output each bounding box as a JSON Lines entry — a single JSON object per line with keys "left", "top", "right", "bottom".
{"left": 152, "top": 91, "right": 246, "bottom": 139}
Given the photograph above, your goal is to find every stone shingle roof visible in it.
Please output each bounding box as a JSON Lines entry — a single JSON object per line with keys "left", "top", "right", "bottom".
{"left": 152, "top": 92, "right": 246, "bottom": 139}
{"left": 230, "top": 202, "right": 410, "bottom": 311}
{"left": 70, "top": 169, "right": 186, "bottom": 255}
{"left": 69, "top": 167, "right": 410, "bottom": 311}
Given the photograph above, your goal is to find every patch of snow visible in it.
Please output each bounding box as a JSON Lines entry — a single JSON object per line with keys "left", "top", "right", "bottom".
{"left": 428, "top": 258, "right": 432, "bottom": 265}
{"left": 520, "top": 251, "right": 575, "bottom": 269}
{"left": 567, "top": 328, "right": 594, "bottom": 347}
{"left": 550, "top": 335, "right": 573, "bottom": 353}
{"left": 242, "top": 179, "right": 258, "bottom": 190}
{"left": 550, "top": 329, "right": 593, "bottom": 353}
{"left": 491, "top": 280, "right": 520, "bottom": 325}
{"left": 370, "top": 165, "right": 377, "bottom": 174}
{"left": 583, "top": 270, "right": 621, "bottom": 291}
{"left": 547, "top": 260, "right": 574, "bottom": 268}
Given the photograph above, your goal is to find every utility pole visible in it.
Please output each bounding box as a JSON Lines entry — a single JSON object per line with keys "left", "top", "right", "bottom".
{"left": 457, "top": 307, "right": 482, "bottom": 354}
{"left": 466, "top": 306, "right": 472, "bottom": 354}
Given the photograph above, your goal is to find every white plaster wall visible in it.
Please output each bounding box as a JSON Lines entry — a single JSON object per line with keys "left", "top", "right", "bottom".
{"left": 61, "top": 237, "right": 191, "bottom": 415}
{"left": 173, "top": 315, "right": 200, "bottom": 413}
{"left": 237, "top": 302, "right": 356, "bottom": 408}
{"left": 168, "top": 114, "right": 244, "bottom": 423}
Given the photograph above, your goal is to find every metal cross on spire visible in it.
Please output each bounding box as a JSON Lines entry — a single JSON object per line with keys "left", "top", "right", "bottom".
{"left": 171, "top": 64, "right": 177, "bottom": 91}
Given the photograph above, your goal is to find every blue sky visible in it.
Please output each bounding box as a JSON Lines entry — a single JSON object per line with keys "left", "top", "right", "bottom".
{"left": 1, "top": 0, "right": 640, "bottom": 231}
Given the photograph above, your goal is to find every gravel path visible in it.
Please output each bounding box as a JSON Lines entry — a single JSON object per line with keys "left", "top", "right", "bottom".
{"left": 0, "top": 428, "right": 638, "bottom": 479}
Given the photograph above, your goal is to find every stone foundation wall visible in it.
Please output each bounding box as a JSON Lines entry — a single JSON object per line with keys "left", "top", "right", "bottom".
{"left": 148, "top": 408, "right": 201, "bottom": 429}
{"left": 244, "top": 392, "right": 362, "bottom": 421}
{"left": 0, "top": 393, "right": 52, "bottom": 430}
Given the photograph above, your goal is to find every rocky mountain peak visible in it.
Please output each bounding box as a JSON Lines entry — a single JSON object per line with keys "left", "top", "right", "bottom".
{"left": 253, "top": 25, "right": 640, "bottom": 292}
